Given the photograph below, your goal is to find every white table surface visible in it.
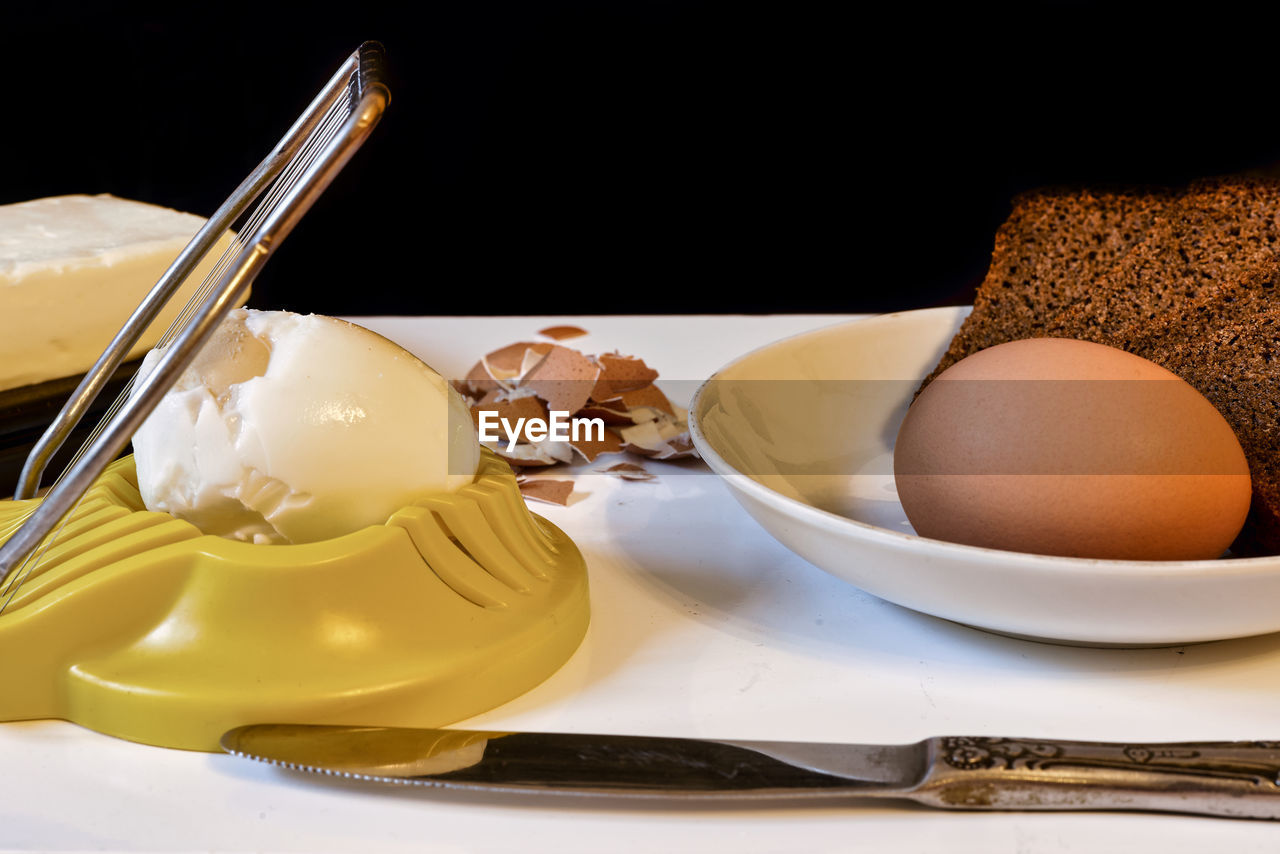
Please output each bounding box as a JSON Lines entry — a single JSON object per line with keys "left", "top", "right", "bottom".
{"left": 5, "top": 314, "right": 1280, "bottom": 853}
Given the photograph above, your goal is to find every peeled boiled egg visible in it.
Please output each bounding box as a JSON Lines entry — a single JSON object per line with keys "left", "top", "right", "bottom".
{"left": 132, "top": 308, "right": 481, "bottom": 545}
{"left": 893, "top": 338, "right": 1251, "bottom": 560}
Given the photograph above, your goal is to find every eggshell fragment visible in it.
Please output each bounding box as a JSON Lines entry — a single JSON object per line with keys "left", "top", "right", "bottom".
{"left": 597, "top": 462, "right": 657, "bottom": 482}
{"left": 538, "top": 324, "right": 589, "bottom": 341}
{"left": 593, "top": 353, "right": 660, "bottom": 399}
{"left": 482, "top": 342, "right": 552, "bottom": 381}
{"left": 517, "top": 477, "right": 576, "bottom": 505}
{"left": 570, "top": 426, "right": 624, "bottom": 462}
{"left": 893, "top": 338, "right": 1252, "bottom": 561}
{"left": 469, "top": 394, "right": 547, "bottom": 429}
{"left": 521, "top": 345, "right": 601, "bottom": 415}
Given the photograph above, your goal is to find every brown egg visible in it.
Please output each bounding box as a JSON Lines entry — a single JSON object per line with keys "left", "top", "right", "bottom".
{"left": 894, "top": 338, "right": 1251, "bottom": 560}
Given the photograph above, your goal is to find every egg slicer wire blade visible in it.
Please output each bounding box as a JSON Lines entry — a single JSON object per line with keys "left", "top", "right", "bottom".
{"left": 0, "top": 41, "right": 390, "bottom": 612}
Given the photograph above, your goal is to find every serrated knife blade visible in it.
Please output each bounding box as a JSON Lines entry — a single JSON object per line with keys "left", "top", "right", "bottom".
{"left": 220, "top": 725, "right": 1280, "bottom": 819}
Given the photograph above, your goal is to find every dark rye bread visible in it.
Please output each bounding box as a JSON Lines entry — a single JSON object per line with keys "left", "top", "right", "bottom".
{"left": 1139, "top": 307, "right": 1280, "bottom": 555}
{"left": 1039, "top": 178, "right": 1280, "bottom": 345}
{"left": 1110, "top": 273, "right": 1280, "bottom": 361}
{"left": 922, "top": 187, "right": 1172, "bottom": 385}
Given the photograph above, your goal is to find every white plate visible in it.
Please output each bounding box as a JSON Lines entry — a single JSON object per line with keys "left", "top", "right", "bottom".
{"left": 689, "top": 306, "right": 1280, "bottom": 646}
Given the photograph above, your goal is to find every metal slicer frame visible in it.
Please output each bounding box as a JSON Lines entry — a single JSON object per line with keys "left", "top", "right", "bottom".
{"left": 0, "top": 41, "right": 390, "bottom": 607}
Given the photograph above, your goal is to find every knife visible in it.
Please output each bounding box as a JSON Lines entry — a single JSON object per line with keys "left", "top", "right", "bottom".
{"left": 220, "top": 724, "right": 1280, "bottom": 819}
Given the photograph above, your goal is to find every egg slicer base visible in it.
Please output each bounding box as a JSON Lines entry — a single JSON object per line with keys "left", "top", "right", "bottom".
{"left": 0, "top": 451, "right": 589, "bottom": 751}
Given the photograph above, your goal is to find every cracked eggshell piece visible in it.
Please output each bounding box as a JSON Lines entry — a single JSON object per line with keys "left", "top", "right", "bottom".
{"left": 131, "top": 308, "right": 481, "bottom": 545}
{"left": 457, "top": 337, "right": 700, "bottom": 469}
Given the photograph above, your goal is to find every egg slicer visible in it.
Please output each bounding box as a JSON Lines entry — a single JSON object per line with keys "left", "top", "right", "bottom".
{"left": 0, "top": 42, "right": 589, "bottom": 751}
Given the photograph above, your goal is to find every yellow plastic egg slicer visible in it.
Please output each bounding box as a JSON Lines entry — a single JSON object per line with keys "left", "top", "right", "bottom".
{"left": 0, "top": 43, "right": 588, "bottom": 752}
{"left": 0, "top": 450, "right": 589, "bottom": 752}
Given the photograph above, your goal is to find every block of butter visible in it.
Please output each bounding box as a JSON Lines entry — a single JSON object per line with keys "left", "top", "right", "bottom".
{"left": 0, "top": 194, "right": 237, "bottom": 392}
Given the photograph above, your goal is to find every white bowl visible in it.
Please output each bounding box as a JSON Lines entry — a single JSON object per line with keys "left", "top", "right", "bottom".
{"left": 689, "top": 306, "right": 1280, "bottom": 646}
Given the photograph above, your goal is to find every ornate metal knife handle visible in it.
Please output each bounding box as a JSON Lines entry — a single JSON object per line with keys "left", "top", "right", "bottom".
{"left": 911, "top": 737, "right": 1280, "bottom": 819}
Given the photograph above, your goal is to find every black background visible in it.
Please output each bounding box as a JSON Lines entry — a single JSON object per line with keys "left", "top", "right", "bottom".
{"left": 8, "top": 2, "right": 1280, "bottom": 316}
